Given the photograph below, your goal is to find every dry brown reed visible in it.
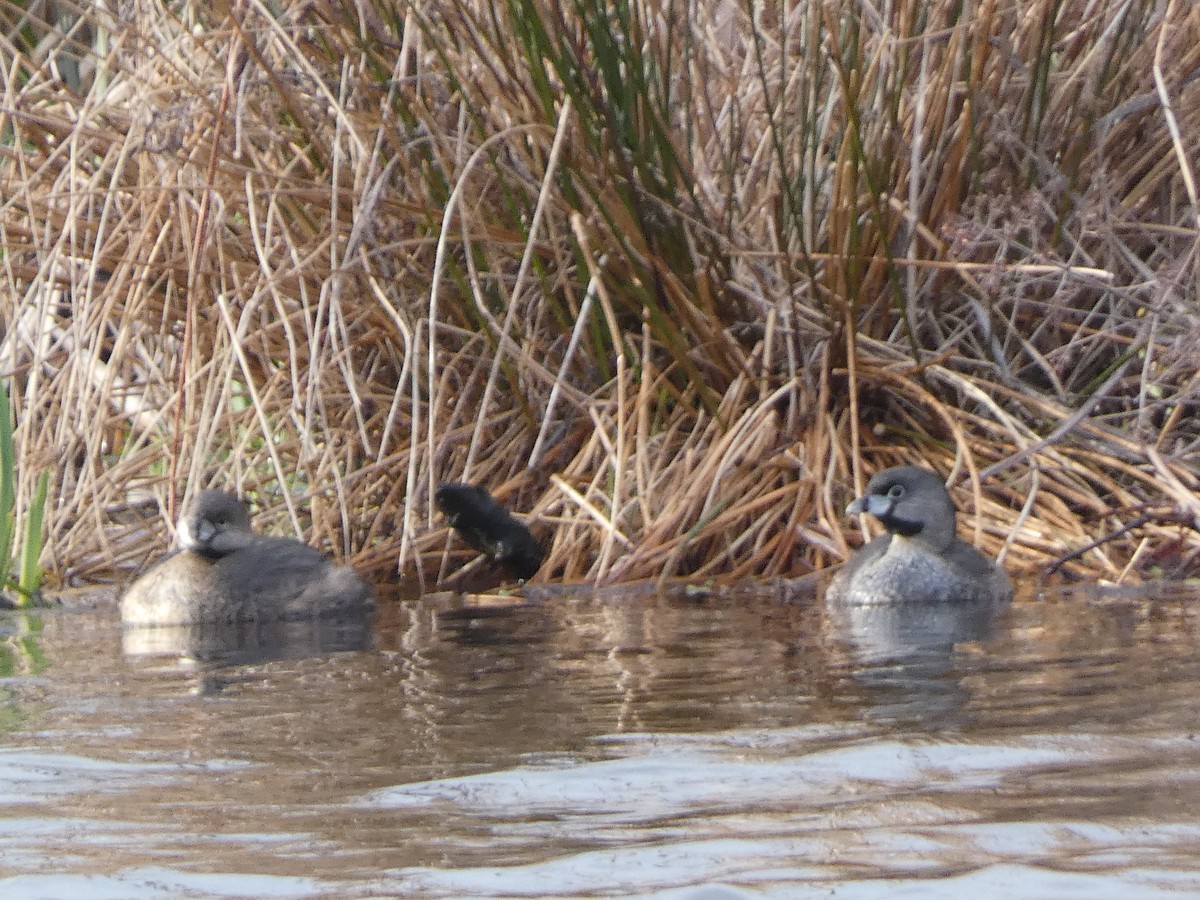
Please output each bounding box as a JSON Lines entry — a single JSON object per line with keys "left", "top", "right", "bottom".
{"left": 0, "top": 0, "right": 1198, "bottom": 589}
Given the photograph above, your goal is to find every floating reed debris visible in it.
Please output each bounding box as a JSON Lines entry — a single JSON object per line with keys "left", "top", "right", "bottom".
{"left": 0, "top": 1, "right": 1197, "bottom": 589}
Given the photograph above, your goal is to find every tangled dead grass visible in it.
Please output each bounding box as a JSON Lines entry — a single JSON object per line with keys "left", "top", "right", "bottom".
{"left": 0, "top": 0, "right": 1198, "bottom": 589}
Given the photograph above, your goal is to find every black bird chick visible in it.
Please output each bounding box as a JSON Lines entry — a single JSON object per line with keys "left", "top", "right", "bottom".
{"left": 435, "top": 483, "right": 544, "bottom": 581}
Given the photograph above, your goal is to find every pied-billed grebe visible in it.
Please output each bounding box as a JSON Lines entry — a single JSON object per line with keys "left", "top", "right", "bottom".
{"left": 120, "top": 490, "right": 374, "bottom": 626}
{"left": 435, "top": 483, "right": 544, "bottom": 581}
{"left": 825, "top": 466, "right": 1012, "bottom": 606}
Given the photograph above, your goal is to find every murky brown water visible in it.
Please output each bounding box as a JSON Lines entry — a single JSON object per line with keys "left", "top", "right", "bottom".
{"left": 2, "top": 580, "right": 1200, "bottom": 898}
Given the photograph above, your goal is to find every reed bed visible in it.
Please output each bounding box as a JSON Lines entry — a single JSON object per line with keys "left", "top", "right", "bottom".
{"left": 0, "top": 0, "right": 1197, "bottom": 588}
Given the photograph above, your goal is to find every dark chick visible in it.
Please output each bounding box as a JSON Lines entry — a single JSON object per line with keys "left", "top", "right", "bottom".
{"left": 435, "top": 483, "right": 545, "bottom": 581}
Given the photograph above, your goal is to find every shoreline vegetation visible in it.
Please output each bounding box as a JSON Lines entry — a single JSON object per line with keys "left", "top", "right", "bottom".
{"left": 0, "top": 1, "right": 1198, "bottom": 590}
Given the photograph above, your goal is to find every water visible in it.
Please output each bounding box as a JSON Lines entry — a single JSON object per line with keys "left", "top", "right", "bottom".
{"left": 2, "top": 580, "right": 1199, "bottom": 898}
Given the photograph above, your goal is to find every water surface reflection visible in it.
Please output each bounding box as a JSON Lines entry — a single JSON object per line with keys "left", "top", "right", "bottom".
{"left": 0, "top": 582, "right": 1198, "bottom": 897}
